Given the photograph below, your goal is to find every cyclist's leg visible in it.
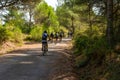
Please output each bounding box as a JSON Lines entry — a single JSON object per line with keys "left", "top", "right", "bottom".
{"left": 42, "top": 43, "right": 43, "bottom": 51}
{"left": 42, "top": 42, "right": 46, "bottom": 51}
{"left": 51, "top": 37, "right": 53, "bottom": 42}
{"left": 46, "top": 42, "right": 48, "bottom": 51}
{"left": 60, "top": 36, "right": 61, "bottom": 41}
{"left": 42, "top": 43, "right": 46, "bottom": 55}
{"left": 55, "top": 37, "right": 57, "bottom": 44}
{"left": 61, "top": 36, "right": 62, "bottom": 41}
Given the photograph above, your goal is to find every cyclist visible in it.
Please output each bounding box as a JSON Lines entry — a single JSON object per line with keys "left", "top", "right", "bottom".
{"left": 55, "top": 32, "right": 59, "bottom": 41}
{"left": 42, "top": 31, "right": 48, "bottom": 51}
{"left": 59, "top": 31, "right": 63, "bottom": 42}
{"left": 50, "top": 32, "right": 54, "bottom": 42}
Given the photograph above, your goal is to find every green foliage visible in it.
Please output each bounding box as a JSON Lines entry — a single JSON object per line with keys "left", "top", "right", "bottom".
{"left": 75, "top": 54, "right": 89, "bottom": 67}
{"left": 11, "top": 28, "right": 23, "bottom": 43}
{"left": 48, "top": 26, "right": 55, "bottom": 34}
{"left": 34, "top": 1, "right": 59, "bottom": 27}
{"left": 73, "top": 29, "right": 110, "bottom": 67}
{"left": 3, "top": 8, "right": 28, "bottom": 33}
{"left": 0, "top": 26, "right": 11, "bottom": 44}
{"left": 0, "top": 25, "right": 23, "bottom": 44}
{"left": 57, "top": 0, "right": 120, "bottom": 79}
{"left": 56, "top": 6, "right": 74, "bottom": 29}
{"left": 30, "top": 26, "right": 43, "bottom": 41}
{"left": 73, "top": 34, "right": 89, "bottom": 55}
{"left": 74, "top": 33, "right": 109, "bottom": 55}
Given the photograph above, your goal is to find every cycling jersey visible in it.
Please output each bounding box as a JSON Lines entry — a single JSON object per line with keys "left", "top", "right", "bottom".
{"left": 42, "top": 33, "right": 48, "bottom": 43}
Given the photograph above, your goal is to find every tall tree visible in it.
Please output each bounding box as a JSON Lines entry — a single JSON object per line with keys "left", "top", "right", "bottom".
{"left": 34, "top": 1, "right": 58, "bottom": 27}
{"left": 3, "top": 7, "right": 26, "bottom": 30}
{"left": 106, "top": 0, "right": 114, "bottom": 48}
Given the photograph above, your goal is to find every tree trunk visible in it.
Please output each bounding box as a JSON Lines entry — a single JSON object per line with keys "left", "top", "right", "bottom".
{"left": 106, "top": 0, "right": 114, "bottom": 48}
{"left": 71, "top": 16, "right": 74, "bottom": 34}
{"left": 29, "top": 7, "right": 32, "bottom": 26}
{"left": 88, "top": 2, "right": 92, "bottom": 32}
{"left": 71, "top": 0, "right": 75, "bottom": 34}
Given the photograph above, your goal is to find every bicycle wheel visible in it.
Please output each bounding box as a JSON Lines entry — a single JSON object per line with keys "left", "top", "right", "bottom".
{"left": 42, "top": 44, "right": 47, "bottom": 56}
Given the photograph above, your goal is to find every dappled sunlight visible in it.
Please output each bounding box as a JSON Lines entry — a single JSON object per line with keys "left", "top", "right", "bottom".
{"left": 0, "top": 37, "right": 76, "bottom": 80}
{"left": 54, "top": 43, "right": 68, "bottom": 47}
{"left": 48, "top": 48, "right": 64, "bottom": 51}
{"left": 5, "top": 53, "right": 29, "bottom": 57}
{"left": 20, "top": 43, "right": 42, "bottom": 50}
{"left": 52, "top": 73, "right": 77, "bottom": 80}
{"left": 20, "top": 61, "right": 34, "bottom": 64}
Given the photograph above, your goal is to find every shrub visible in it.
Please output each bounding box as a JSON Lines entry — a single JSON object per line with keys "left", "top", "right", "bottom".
{"left": 73, "top": 32, "right": 110, "bottom": 67}
{"left": 73, "top": 34, "right": 90, "bottom": 55}
{"left": 12, "top": 27, "right": 23, "bottom": 43}
{"left": 48, "top": 26, "right": 55, "bottom": 34}
{"left": 30, "top": 26, "right": 43, "bottom": 41}
{"left": 0, "top": 26, "right": 12, "bottom": 44}
{"left": 75, "top": 54, "right": 89, "bottom": 67}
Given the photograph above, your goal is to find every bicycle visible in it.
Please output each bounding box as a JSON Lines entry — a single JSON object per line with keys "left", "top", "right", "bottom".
{"left": 42, "top": 43, "right": 48, "bottom": 56}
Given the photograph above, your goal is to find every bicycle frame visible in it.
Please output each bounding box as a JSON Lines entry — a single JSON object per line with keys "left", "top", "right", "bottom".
{"left": 42, "top": 43, "right": 48, "bottom": 56}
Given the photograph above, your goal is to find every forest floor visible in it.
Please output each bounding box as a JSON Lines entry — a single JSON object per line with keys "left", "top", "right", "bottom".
{"left": 0, "top": 38, "right": 78, "bottom": 80}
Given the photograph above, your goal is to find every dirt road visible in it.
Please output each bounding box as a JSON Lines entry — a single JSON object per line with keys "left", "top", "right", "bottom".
{"left": 0, "top": 38, "right": 77, "bottom": 80}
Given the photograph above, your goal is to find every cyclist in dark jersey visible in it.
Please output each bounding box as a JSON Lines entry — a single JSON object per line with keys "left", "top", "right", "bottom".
{"left": 55, "top": 32, "right": 59, "bottom": 41}
{"left": 50, "top": 32, "right": 54, "bottom": 42}
{"left": 59, "top": 31, "right": 63, "bottom": 42}
{"left": 42, "top": 31, "right": 48, "bottom": 51}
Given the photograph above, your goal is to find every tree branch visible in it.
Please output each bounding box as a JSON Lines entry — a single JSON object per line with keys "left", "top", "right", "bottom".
{"left": 0, "top": 0, "right": 18, "bottom": 9}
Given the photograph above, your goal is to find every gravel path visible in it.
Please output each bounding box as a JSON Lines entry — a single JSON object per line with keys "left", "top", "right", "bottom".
{"left": 0, "top": 38, "right": 74, "bottom": 80}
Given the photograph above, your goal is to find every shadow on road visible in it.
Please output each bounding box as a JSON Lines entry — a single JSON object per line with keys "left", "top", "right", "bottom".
{"left": 0, "top": 38, "right": 75, "bottom": 80}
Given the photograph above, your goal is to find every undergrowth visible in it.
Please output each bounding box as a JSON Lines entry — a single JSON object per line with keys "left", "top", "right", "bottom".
{"left": 73, "top": 29, "right": 120, "bottom": 80}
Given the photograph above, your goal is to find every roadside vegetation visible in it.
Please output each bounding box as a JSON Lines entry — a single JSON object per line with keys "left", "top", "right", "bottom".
{"left": 57, "top": 0, "right": 120, "bottom": 80}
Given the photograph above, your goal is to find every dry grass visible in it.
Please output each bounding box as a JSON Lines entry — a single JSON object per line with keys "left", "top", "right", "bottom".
{"left": 0, "top": 42, "right": 16, "bottom": 54}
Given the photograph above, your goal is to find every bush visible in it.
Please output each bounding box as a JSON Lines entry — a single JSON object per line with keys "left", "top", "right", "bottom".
{"left": 73, "top": 32, "right": 110, "bottom": 67}
{"left": 48, "top": 26, "right": 55, "bottom": 34}
{"left": 0, "top": 25, "right": 23, "bottom": 44}
{"left": 0, "top": 26, "right": 12, "bottom": 44}
{"left": 75, "top": 54, "right": 89, "bottom": 67}
{"left": 73, "top": 34, "right": 90, "bottom": 55}
{"left": 12, "top": 27, "right": 23, "bottom": 43}
{"left": 30, "top": 26, "right": 43, "bottom": 41}
{"left": 74, "top": 32, "right": 109, "bottom": 55}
